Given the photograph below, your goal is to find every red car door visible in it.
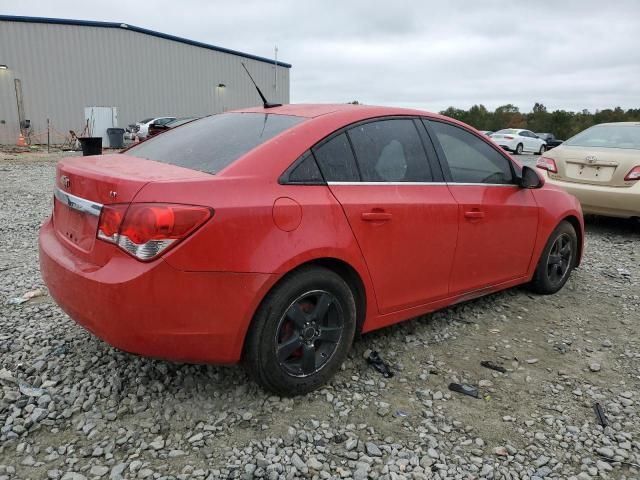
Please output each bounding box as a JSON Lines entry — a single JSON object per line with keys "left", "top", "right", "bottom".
{"left": 426, "top": 120, "right": 539, "bottom": 294}
{"left": 312, "top": 119, "right": 459, "bottom": 314}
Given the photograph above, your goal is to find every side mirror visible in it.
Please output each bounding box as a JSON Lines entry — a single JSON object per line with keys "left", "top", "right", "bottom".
{"left": 520, "top": 165, "right": 543, "bottom": 189}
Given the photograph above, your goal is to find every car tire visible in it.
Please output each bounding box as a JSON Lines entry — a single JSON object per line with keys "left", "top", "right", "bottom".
{"left": 529, "top": 221, "right": 577, "bottom": 295}
{"left": 536, "top": 144, "right": 546, "bottom": 155}
{"left": 244, "top": 266, "right": 356, "bottom": 396}
{"left": 515, "top": 143, "right": 524, "bottom": 155}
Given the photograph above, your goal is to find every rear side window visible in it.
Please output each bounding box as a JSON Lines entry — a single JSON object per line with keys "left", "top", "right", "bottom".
{"left": 428, "top": 121, "right": 514, "bottom": 184}
{"left": 127, "top": 113, "right": 305, "bottom": 174}
{"left": 348, "top": 119, "right": 432, "bottom": 182}
{"left": 285, "top": 151, "right": 325, "bottom": 184}
{"left": 312, "top": 133, "right": 360, "bottom": 181}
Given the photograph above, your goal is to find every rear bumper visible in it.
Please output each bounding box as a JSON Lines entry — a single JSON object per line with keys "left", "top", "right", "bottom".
{"left": 546, "top": 177, "right": 640, "bottom": 218}
{"left": 39, "top": 219, "right": 275, "bottom": 363}
{"left": 494, "top": 140, "right": 517, "bottom": 152}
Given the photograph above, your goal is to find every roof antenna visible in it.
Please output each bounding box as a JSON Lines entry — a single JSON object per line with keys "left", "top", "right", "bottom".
{"left": 241, "top": 62, "right": 282, "bottom": 109}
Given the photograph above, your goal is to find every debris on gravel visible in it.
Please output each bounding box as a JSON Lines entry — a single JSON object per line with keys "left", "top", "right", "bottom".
{"left": 1, "top": 153, "right": 639, "bottom": 479}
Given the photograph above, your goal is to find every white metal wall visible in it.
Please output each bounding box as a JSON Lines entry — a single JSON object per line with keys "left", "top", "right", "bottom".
{"left": 0, "top": 68, "right": 18, "bottom": 144}
{"left": 0, "top": 20, "right": 291, "bottom": 144}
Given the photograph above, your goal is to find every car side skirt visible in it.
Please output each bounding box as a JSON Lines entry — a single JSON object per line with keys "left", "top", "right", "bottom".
{"left": 361, "top": 275, "right": 530, "bottom": 333}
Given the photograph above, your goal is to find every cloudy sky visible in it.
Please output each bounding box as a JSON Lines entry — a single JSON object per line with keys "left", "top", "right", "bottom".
{"left": 3, "top": 0, "right": 640, "bottom": 113}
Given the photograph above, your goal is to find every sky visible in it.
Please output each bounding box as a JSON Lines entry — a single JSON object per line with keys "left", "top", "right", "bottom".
{"left": 2, "top": 0, "right": 640, "bottom": 113}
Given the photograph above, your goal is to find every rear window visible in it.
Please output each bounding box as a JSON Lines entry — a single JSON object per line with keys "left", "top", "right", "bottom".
{"left": 167, "top": 117, "right": 197, "bottom": 127}
{"left": 564, "top": 124, "right": 640, "bottom": 149}
{"left": 493, "top": 129, "right": 518, "bottom": 135}
{"left": 127, "top": 113, "right": 305, "bottom": 173}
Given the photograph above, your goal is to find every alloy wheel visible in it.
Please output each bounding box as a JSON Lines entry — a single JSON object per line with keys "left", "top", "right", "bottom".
{"left": 275, "top": 290, "right": 345, "bottom": 377}
{"left": 547, "top": 233, "right": 572, "bottom": 285}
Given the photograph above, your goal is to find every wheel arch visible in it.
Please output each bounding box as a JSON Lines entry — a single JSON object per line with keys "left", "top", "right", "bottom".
{"left": 303, "top": 258, "right": 367, "bottom": 335}
{"left": 562, "top": 215, "right": 583, "bottom": 267}
{"left": 241, "top": 257, "right": 369, "bottom": 360}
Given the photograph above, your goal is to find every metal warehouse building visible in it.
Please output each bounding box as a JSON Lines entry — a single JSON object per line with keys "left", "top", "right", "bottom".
{"left": 0, "top": 15, "right": 291, "bottom": 145}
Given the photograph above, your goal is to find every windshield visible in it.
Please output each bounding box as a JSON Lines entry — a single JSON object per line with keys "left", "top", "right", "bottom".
{"left": 564, "top": 124, "right": 640, "bottom": 149}
{"left": 139, "top": 118, "right": 154, "bottom": 124}
{"left": 493, "top": 129, "right": 518, "bottom": 135}
{"left": 126, "top": 113, "right": 306, "bottom": 174}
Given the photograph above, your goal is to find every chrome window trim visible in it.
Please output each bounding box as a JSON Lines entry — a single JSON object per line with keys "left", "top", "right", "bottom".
{"left": 327, "top": 181, "right": 518, "bottom": 187}
{"left": 328, "top": 181, "right": 447, "bottom": 186}
{"left": 54, "top": 187, "right": 103, "bottom": 217}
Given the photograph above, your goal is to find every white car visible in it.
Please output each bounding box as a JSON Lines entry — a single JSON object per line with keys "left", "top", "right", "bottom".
{"left": 490, "top": 129, "right": 547, "bottom": 155}
{"left": 134, "top": 116, "right": 175, "bottom": 139}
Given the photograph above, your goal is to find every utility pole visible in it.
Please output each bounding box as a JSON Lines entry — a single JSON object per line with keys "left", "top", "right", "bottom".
{"left": 274, "top": 46, "right": 278, "bottom": 94}
{"left": 14, "top": 79, "right": 25, "bottom": 133}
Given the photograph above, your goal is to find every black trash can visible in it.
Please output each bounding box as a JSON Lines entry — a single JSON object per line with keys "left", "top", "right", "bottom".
{"left": 78, "top": 137, "right": 102, "bottom": 156}
{"left": 106, "top": 128, "right": 125, "bottom": 148}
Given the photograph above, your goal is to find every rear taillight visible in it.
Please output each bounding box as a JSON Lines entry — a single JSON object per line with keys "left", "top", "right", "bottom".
{"left": 97, "top": 203, "right": 213, "bottom": 260}
{"left": 624, "top": 166, "right": 640, "bottom": 181}
{"left": 536, "top": 156, "right": 558, "bottom": 173}
{"left": 504, "top": 135, "right": 514, "bottom": 140}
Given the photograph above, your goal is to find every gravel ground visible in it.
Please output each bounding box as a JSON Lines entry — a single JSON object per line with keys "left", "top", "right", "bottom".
{"left": 0, "top": 151, "right": 639, "bottom": 480}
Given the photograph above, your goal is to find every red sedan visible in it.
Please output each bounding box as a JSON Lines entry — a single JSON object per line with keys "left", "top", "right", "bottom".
{"left": 39, "top": 104, "right": 583, "bottom": 395}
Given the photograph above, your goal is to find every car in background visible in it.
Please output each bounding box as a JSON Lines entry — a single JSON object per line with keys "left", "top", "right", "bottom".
{"left": 134, "top": 116, "right": 176, "bottom": 139}
{"left": 491, "top": 129, "right": 547, "bottom": 155}
{"left": 479, "top": 130, "right": 493, "bottom": 136}
{"left": 537, "top": 122, "right": 640, "bottom": 219}
{"left": 536, "top": 133, "right": 563, "bottom": 149}
{"left": 40, "top": 104, "right": 583, "bottom": 395}
{"left": 147, "top": 117, "right": 199, "bottom": 137}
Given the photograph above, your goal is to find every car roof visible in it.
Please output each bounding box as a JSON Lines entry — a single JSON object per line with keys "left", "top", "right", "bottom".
{"left": 218, "top": 104, "right": 509, "bottom": 178}
{"left": 594, "top": 122, "right": 640, "bottom": 127}
{"left": 235, "top": 103, "right": 448, "bottom": 122}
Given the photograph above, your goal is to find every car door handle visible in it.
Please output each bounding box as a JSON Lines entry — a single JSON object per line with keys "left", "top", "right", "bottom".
{"left": 464, "top": 210, "right": 485, "bottom": 219}
{"left": 361, "top": 212, "right": 392, "bottom": 222}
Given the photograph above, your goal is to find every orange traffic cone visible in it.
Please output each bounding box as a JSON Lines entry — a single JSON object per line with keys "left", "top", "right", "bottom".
{"left": 17, "top": 134, "right": 27, "bottom": 146}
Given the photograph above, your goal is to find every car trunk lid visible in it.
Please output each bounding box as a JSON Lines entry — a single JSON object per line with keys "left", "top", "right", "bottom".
{"left": 547, "top": 146, "right": 639, "bottom": 187}
{"left": 491, "top": 134, "right": 513, "bottom": 140}
{"left": 491, "top": 131, "right": 518, "bottom": 140}
{"left": 53, "top": 154, "right": 211, "bottom": 260}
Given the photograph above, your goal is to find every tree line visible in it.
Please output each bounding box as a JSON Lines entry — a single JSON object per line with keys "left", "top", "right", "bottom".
{"left": 439, "top": 103, "right": 640, "bottom": 140}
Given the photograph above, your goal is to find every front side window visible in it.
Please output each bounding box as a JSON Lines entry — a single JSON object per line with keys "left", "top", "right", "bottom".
{"left": 429, "top": 121, "right": 514, "bottom": 184}
{"left": 347, "top": 119, "right": 432, "bottom": 182}
{"left": 312, "top": 133, "right": 360, "bottom": 181}
{"left": 127, "top": 113, "right": 305, "bottom": 174}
